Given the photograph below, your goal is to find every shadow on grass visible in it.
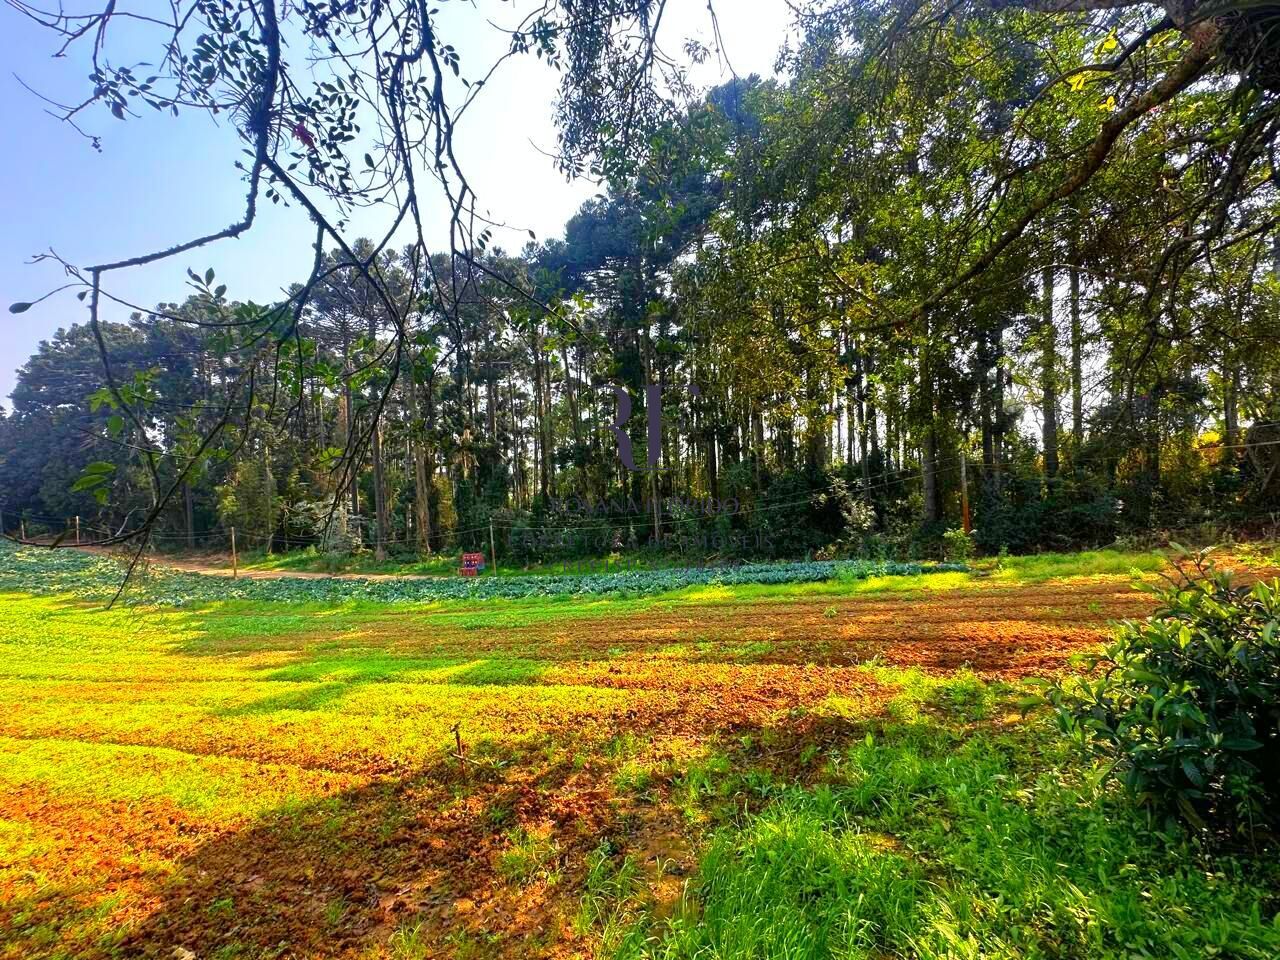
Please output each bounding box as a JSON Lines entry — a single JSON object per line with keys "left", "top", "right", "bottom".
{"left": 107, "top": 731, "right": 631, "bottom": 960}
{"left": 215, "top": 654, "right": 552, "bottom": 717}
{"left": 107, "top": 764, "right": 467, "bottom": 957}
{"left": 102, "top": 710, "right": 985, "bottom": 958}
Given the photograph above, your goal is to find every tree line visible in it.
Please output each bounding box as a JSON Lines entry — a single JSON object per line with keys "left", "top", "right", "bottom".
{"left": 3, "top": 1, "right": 1279, "bottom": 563}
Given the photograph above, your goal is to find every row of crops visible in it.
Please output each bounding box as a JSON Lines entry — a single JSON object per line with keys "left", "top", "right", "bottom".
{"left": 0, "top": 544, "right": 967, "bottom": 606}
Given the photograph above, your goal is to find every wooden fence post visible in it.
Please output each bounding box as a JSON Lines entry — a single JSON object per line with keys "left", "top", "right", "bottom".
{"left": 75, "top": 516, "right": 80, "bottom": 545}
{"left": 231, "top": 527, "right": 238, "bottom": 579}
{"left": 489, "top": 522, "right": 498, "bottom": 576}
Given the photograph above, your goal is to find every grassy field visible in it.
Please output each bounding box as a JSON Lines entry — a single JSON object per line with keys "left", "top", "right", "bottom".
{"left": 1, "top": 548, "right": 1277, "bottom": 959}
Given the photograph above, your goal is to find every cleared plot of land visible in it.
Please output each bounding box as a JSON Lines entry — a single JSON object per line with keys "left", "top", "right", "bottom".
{"left": 0, "top": 565, "right": 1276, "bottom": 959}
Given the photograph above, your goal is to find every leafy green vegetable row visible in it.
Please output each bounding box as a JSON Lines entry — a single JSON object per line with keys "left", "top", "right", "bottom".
{"left": 0, "top": 545, "right": 967, "bottom": 606}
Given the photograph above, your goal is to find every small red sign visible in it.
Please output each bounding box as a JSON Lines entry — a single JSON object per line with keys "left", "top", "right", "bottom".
{"left": 460, "top": 552, "right": 486, "bottom": 576}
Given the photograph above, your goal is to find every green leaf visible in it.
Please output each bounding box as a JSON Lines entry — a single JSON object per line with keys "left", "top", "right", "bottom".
{"left": 1181, "top": 759, "right": 1204, "bottom": 787}
{"left": 1176, "top": 795, "right": 1207, "bottom": 831}
{"left": 88, "top": 387, "right": 117, "bottom": 412}
{"left": 1220, "top": 738, "right": 1263, "bottom": 751}
{"left": 84, "top": 461, "right": 117, "bottom": 475}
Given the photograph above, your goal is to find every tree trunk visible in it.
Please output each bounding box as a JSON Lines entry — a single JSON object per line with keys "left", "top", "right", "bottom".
{"left": 561, "top": 342, "right": 584, "bottom": 482}
{"left": 849, "top": 351, "right": 859, "bottom": 471}
{"left": 993, "top": 317, "right": 1006, "bottom": 491}
{"left": 856, "top": 348, "right": 870, "bottom": 488}
{"left": 1041, "top": 265, "right": 1060, "bottom": 480}
{"left": 922, "top": 423, "right": 941, "bottom": 525}
{"left": 368, "top": 310, "right": 390, "bottom": 561}
{"left": 1224, "top": 365, "right": 1240, "bottom": 450}
{"left": 341, "top": 329, "right": 360, "bottom": 521}
{"left": 979, "top": 318, "right": 996, "bottom": 495}
{"left": 407, "top": 364, "right": 433, "bottom": 554}
{"left": 920, "top": 321, "right": 942, "bottom": 525}
{"left": 1070, "top": 263, "right": 1084, "bottom": 444}
{"left": 865, "top": 348, "right": 880, "bottom": 470}
{"left": 371, "top": 420, "right": 389, "bottom": 562}
{"left": 707, "top": 423, "right": 719, "bottom": 501}
{"left": 486, "top": 376, "right": 498, "bottom": 447}
{"left": 184, "top": 481, "right": 195, "bottom": 550}
{"left": 530, "top": 327, "right": 550, "bottom": 500}
{"left": 538, "top": 328, "right": 552, "bottom": 499}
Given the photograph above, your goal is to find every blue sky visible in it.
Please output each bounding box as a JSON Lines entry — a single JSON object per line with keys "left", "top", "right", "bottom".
{"left": 0, "top": 1, "right": 794, "bottom": 405}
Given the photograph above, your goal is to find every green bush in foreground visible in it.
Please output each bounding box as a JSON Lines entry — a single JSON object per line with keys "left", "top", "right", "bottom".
{"left": 1033, "top": 550, "right": 1280, "bottom": 835}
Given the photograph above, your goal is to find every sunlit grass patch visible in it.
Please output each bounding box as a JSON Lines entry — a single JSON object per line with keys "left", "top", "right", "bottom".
{"left": 856, "top": 666, "right": 996, "bottom": 725}
{"left": 614, "top": 760, "right": 658, "bottom": 797}
{"left": 0, "top": 737, "right": 361, "bottom": 818}
{"left": 496, "top": 823, "right": 561, "bottom": 885}
{"left": 575, "top": 840, "right": 649, "bottom": 948}
{"left": 0, "top": 672, "right": 654, "bottom": 775}
{"left": 674, "top": 585, "right": 736, "bottom": 603}
{"left": 631, "top": 790, "right": 925, "bottom": 959}
{"left": 252, "top": 651, "right": 548, "bottom": 687}
{"left": 808, "top": 693, "right": 882, "bottom": 724}
{"left": 988, "top": 548, "right": 1166, "bottom": 582}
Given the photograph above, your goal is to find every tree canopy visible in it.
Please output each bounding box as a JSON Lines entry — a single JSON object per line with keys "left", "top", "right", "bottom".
{"left": 3, "top": 0, "right": 1278, "bottom": 572}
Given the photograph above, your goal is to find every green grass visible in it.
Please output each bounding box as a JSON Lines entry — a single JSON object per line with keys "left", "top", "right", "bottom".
{"left": 496, "top": 825, "right": 561, "bottom": 884}
{"left": 1, "top": 544, "right": 1273, "bottom": 959}
{"left": 601, "top": 676, "right": 1280, "bottom": 960}
{"left": 234, "top": 546, "right": 461, "bottom": 577}
{"left": 984, "top": 548, "right": 1168, "bottom": 582}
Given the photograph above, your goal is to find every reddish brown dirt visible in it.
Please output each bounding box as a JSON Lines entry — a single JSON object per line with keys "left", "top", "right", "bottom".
{"left": 102, "top": 744, "right": 691, "bottom": 960}
{"left": 0, "top": 788, "right": 228, "bottom": 954}
{"left": 326, "top": 579, "right": 1159, "bottom": 679}
{"left": 73, "top": 545, "right": 430, "bottom": 580}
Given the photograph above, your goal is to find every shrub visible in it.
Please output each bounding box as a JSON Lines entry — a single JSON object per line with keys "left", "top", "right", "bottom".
{"left": 1033, "top": 549, "right": 1280, "bottom": 835}
{"left": 942, "top": 527, "right": 974, "bottom": 562}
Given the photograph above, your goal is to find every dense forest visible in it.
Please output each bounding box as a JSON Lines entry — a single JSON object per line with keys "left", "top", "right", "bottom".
{"left": 3, "top": 1, "right": 1279, "bottom": 563}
